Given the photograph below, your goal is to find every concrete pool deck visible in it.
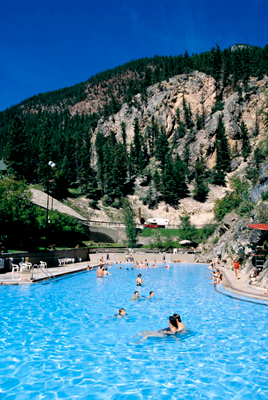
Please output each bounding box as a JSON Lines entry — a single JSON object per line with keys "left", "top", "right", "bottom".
{"left": 209, "top": 265, "right": 268, "bottom": 302}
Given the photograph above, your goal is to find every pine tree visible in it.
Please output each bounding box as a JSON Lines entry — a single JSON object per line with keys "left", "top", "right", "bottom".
{"left": 240, "top": 120, "right": 251, "bottom": 160}
{"left": 122, "top": 198, "right": 137, "bottom": 247}
{"left": 120, "top": 122, "right": 127, "bottom": 146}
{"left": 155, "top": 126, "right": 169, "bottom": 166}
{"left": 4, "top": 116, "right": 29, "bottom": 180}
{"left": 183, "top": 141, "right": 190, "bottom": 168}
{"left": 173, "top": 154, "right": 189, "bottom": 199}
{"left": 153, "top": 170, "right": 162, "bottom": 192}
{"left": 161, "top": 156, "right": 179, "bottom": 207}
{"left": 193, "top": 147, "right": 209, "bottom": 202}
{"left": 37, "top": 115, "right": 55, "bottom": 186}
{"left": 95, "top": 131, "right": 106, "bottom": 193}
{"left": 183, "top": 96, "right": 194, "bottom": 129}
{"left": 213, "top": 115, "right": 231, "bottom": 186}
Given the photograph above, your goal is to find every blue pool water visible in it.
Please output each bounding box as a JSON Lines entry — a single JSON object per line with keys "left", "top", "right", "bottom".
{"left": 0, "top": 263, "right": 268, "bottom": 399}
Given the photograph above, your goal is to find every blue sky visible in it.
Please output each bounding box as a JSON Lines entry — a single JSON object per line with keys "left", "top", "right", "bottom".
{"left": 1, "top": 0, "right": 267, "bottom": 111}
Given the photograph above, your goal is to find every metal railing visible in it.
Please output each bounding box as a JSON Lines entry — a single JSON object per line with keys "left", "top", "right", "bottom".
{"left": 79, "top": 220, "right": 205, "bottom": 229}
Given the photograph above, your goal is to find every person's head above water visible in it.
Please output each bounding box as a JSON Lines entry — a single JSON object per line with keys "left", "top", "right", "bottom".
{"left": 172, "top": 313, "right": 182, "bottom": 322}
{"left": 168, "top": 315, "right": 179, "bottom": 329}
{"left": 134, "top": 291, "right": 139, "bottom": 297}
{"left": 149, "top": 291, "right": 154, "bottom": 297}
{"left": 119, "top": 308, "right": 126, "bottom": 316}
{"left": 138, "top": 274, "right": 142, "bottom": 277}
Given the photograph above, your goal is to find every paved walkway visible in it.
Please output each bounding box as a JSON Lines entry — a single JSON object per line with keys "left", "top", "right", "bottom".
{"left": 209, "top": 265, "right": 268, "bottom": 302}
{"left": 0, "top": 262, "right": 96, "bottom": 285}
{"left": 30, "top": 189, "right": 86, "bottom": 220}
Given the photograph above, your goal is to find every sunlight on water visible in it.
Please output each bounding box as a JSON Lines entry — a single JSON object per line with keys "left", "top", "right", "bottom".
{"left": 0, "top": 263, "right": 268, "bottom": 399}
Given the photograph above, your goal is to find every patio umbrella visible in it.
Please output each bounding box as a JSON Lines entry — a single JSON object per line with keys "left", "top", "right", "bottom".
{"left": 179, "top": 240, "right": 192, "bottom": 245}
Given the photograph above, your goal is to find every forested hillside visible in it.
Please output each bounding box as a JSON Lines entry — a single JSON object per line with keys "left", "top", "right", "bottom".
{"left": 1, "top": 44, "right": 268, "bottom": 212}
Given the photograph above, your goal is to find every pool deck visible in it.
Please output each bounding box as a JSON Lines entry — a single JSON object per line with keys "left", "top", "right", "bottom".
{"left": 0, "top": 262, "right": 95, "bottom": 285}
{"left": 1, "top": 257, "right": 268, "bottom": 302}
{"left": 209, "top": 265, "right": 268, "bottom": 302}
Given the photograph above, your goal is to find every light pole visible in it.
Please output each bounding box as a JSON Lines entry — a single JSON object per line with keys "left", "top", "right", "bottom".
{"left": 45, "top": 161, "right": 56, "bottom": 248}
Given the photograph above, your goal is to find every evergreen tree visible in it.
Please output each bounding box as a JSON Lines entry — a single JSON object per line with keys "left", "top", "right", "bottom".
{"left": 95, "top": 131, "right": 106, "bottom": 193}
{"left": 193, "top": 147, "right": 209, "bottom": 202}
{"left": 173, "top": 154, "right": 189, "bottom": 199}
{"left": 112, "top": 143, "right": 129, "bottom": 196}
{"left": 196, "top": 112, "right": 203, "bottom": 131}
{"left": 161, "top": 156, "right": 179, "bottom": 206}
{"left": 213, "top": 115, "right": 231, "bottom": 186}
{"left": 183, "top": 96, "right": 194, "bottom": 129}
{"left": 183, "top": 140, "right": 190, "bottom": 168}
{"left": 155, "top": 126, "right": 169, "bottom": 166}
{"left": 36, "top": 115, "right": 56, "bottom": 186}
{"left": 153, "top": 170, "right": 162, "bottom": 192}
{"left": 122, "top": 198, "right": 137, "bottom": 247}
{"left": 131, "top": 118, "right": 143, "bottom": 174}
{"left": 120, "top": 122, "right": 127, "bottom": 146}
{"left": 4, "top": 116, "right": 29, "bottom": 180}
{"left": 240, "top": 120, "right": 251, "bottom": 160}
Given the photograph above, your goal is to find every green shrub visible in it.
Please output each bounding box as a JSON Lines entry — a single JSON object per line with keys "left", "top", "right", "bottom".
{"left": 214, "top": 192, "right": 239, "bottom": 221}
{"left": 262, "top": 191, "right": 268, "bottom": 201}
{"left": 211, "top": 101, "right": 224, "bottom": 114}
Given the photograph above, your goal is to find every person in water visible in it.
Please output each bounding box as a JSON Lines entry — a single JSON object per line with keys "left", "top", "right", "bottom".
{"left": 103, "top": 268, "right": 111, "bottom": 276}
{"left": 118, "top": 308, "right": 127, "bottom": 318}
{"left": 148, "top": 291, "right": 154, "bottom": 298}
{"left": 131, "top": 291, "right": 140, "bottom": 300}
{"left": 97, "top": 265, "right": 104, "bottom": 277}
{"left": 136, "top": 274, "right": 144, "bottom": 286}
{"left": 141, "top": 313, "right": 186, "bottom": 340}
{"left": 159, "top": 314, "right": 186, "bottom": 334}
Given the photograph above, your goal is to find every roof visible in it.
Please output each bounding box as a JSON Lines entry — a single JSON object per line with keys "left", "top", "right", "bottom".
{"left": 248, "top": 223, "right": 268, "bottom": 231}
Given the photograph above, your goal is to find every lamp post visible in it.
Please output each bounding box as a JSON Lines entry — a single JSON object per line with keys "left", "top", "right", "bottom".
{"left": 45, "top": 161, "right": 56, "bottom": 248}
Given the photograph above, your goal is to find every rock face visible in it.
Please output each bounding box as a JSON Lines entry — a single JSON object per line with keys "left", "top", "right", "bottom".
{"left": 196, "top": 209, "right": 268, "bottom": 288}
{"left": 89, "top": 72, "right": 267, "bottom": 172}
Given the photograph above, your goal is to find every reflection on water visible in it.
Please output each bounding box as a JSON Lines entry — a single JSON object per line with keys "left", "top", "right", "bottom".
{"left": 0, "top": 263, "right": 268, "bottom": 399}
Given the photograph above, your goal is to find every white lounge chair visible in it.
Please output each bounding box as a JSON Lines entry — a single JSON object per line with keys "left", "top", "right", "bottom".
{"left": 39, "top": 261, "right": 47, "bottom": 268}
{"left": 11, "top": 263, "right": 20, "bottom": 273}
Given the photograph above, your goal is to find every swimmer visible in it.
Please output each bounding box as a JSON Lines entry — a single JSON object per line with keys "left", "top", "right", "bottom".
{"left": 97, "top": 265, "right": 104, "bottom": 277}
{"left": 141, "top": 313, "right": 186, "bottom": 340}
{"left": 131, "top": 291, "right": 140, "bottom": 300}
{"left": 148, "top": 291, "right": 154, "bottom": 298}
{"left": 118, "top": 308, "right": 127, "bottom": 318}
{"left": 103, "top": 268, "right": 111, "bottom": 276}
{"left": 136, "top": 274, "right": 144, "bottom": 286}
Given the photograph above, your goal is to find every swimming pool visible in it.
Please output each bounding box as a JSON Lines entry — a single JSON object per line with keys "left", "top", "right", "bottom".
{"left": 0, "top": 263, "right": 268, "bottom": 399}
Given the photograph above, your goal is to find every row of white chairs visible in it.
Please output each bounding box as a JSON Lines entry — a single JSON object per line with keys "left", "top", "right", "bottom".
{"left": 58, "top": 258, "right": 75, "bottom": 266}
{"left": 11, "top": 261, "right": 47, "bottom": 273}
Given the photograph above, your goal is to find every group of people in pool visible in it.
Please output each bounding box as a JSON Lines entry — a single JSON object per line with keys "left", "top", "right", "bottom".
{"left": 97, "top": 258, "right": 186, "bottom": 337}
{"left": 126, "top": 264, "right": 186, "bottom": 337}
{"left": 96, "top": 265, "right": 111, "bottom": 277}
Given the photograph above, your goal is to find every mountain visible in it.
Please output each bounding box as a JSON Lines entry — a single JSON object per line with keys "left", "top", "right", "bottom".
{"left": 1, "top": 44, "right": 268, "bottom": 225}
